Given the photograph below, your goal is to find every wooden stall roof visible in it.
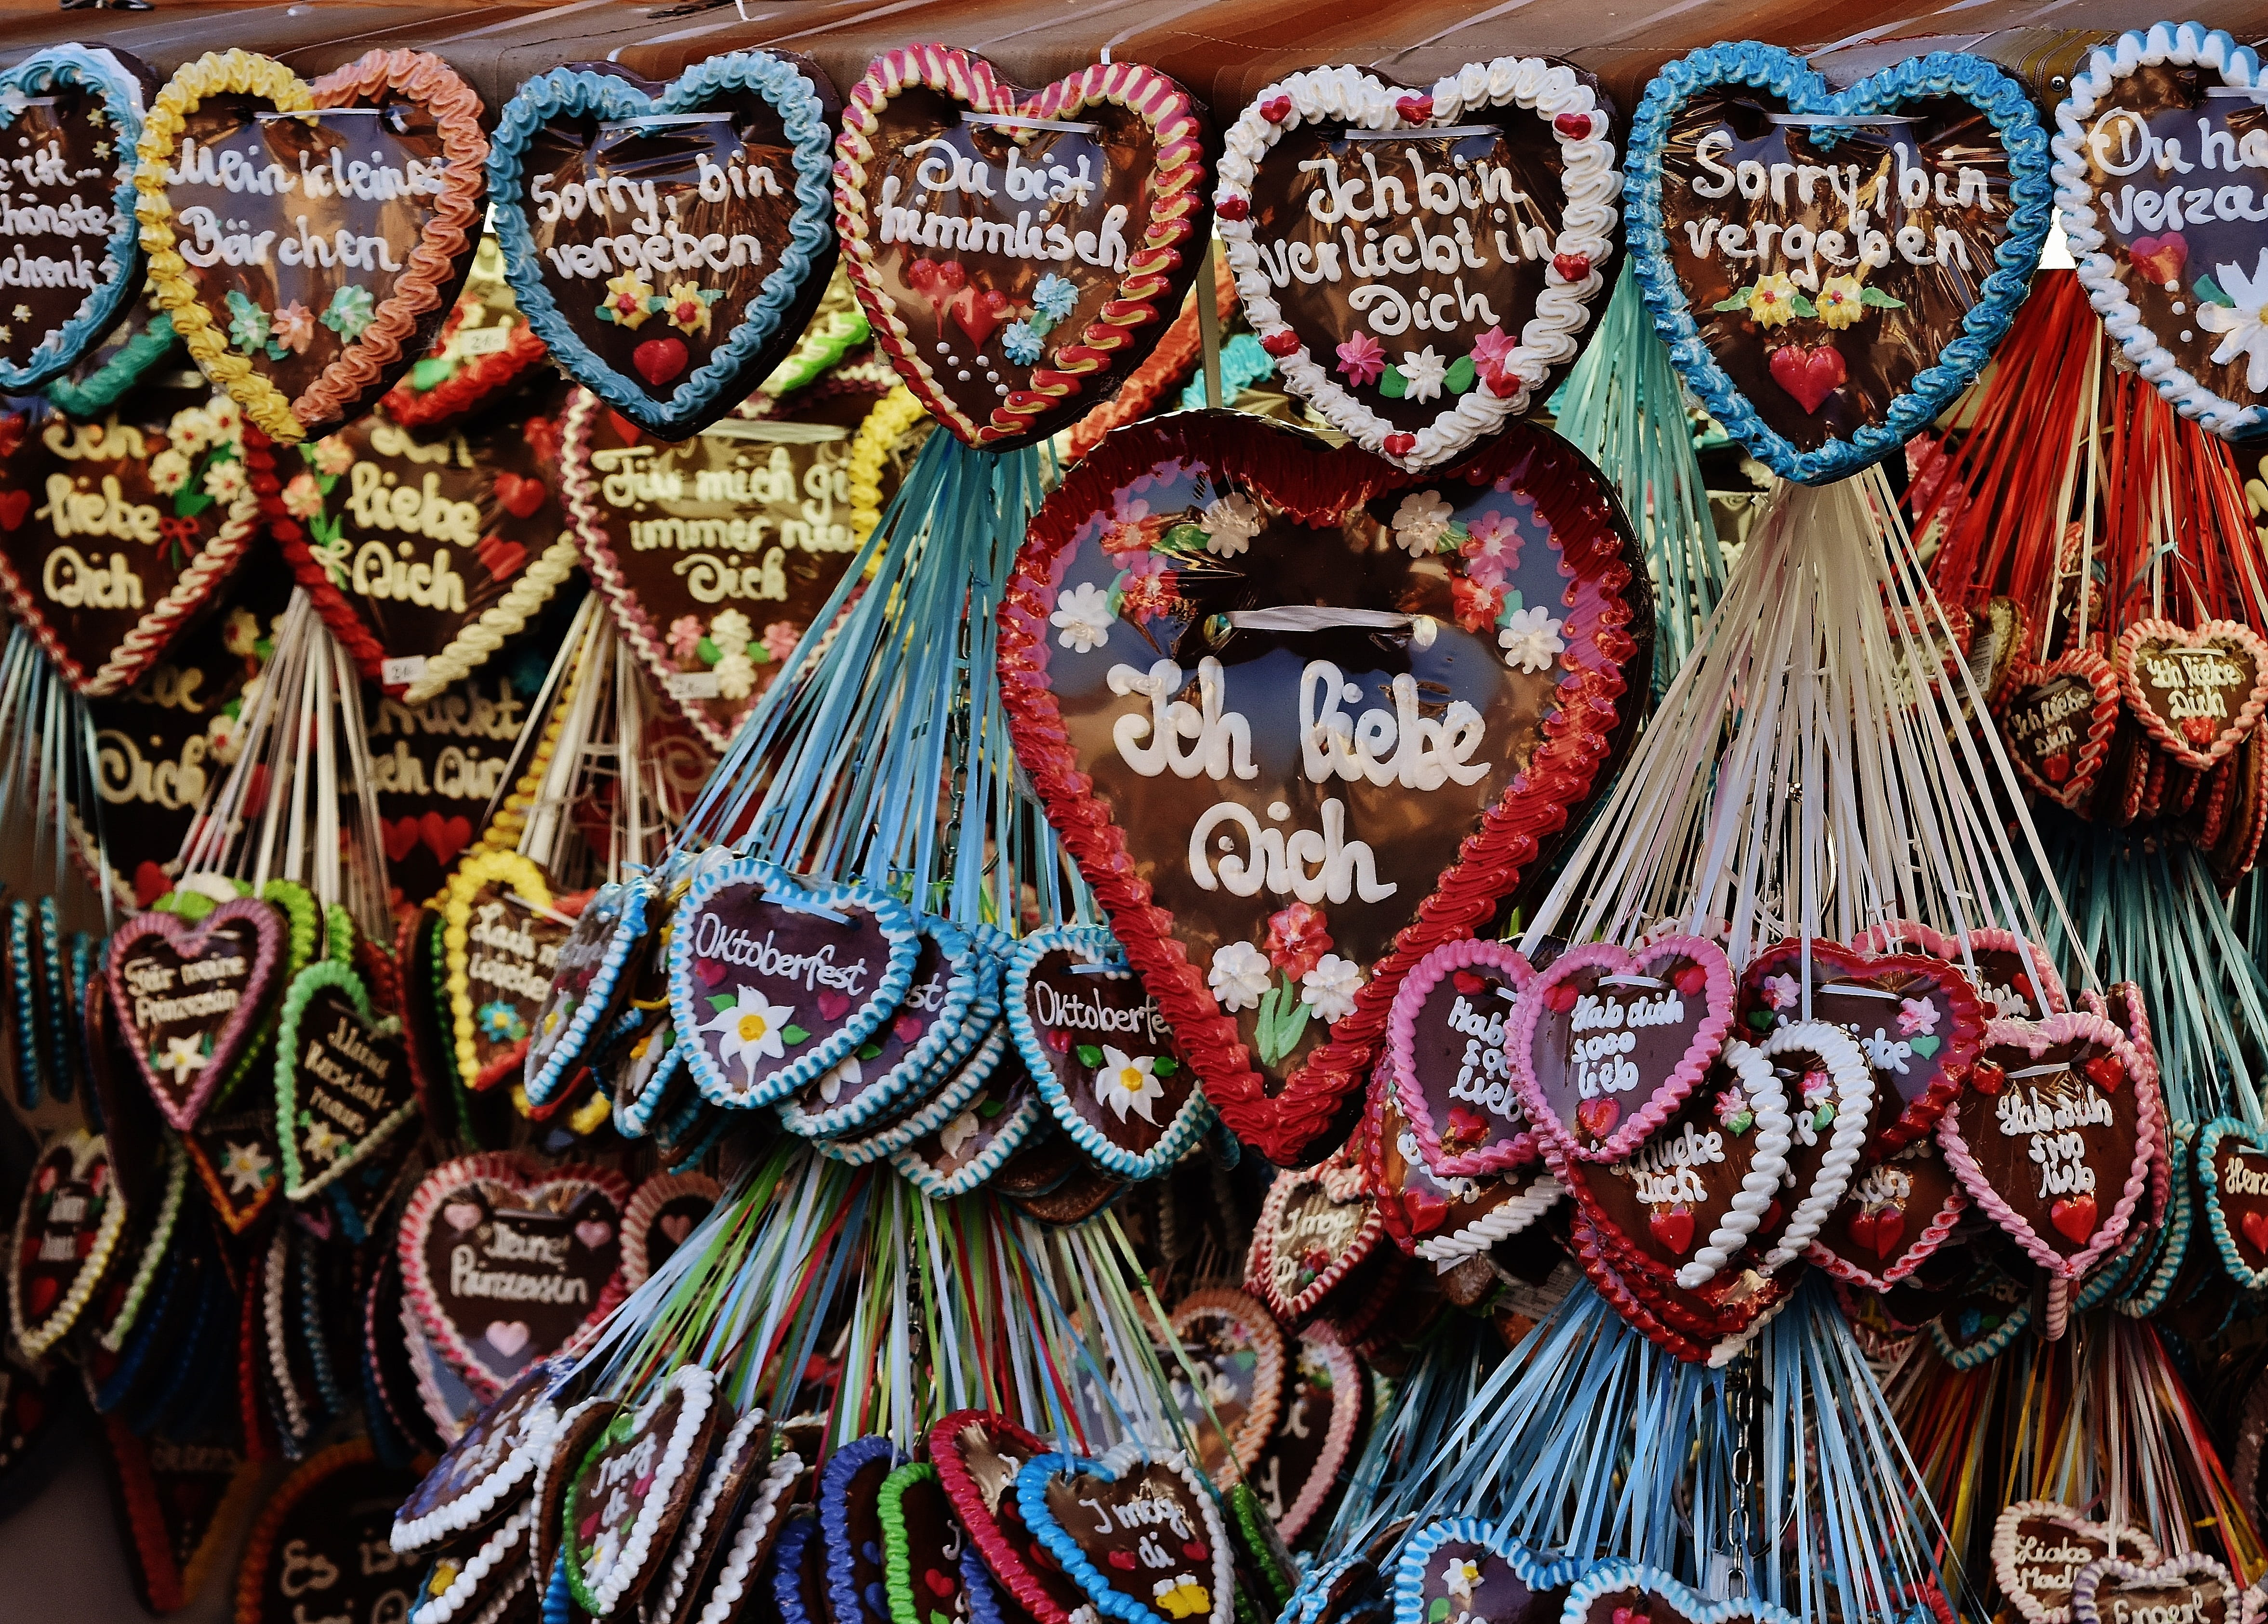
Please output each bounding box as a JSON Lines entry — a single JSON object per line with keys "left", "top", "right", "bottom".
{"left": 0, "top": 0, "right": 2262, "bottom": 124}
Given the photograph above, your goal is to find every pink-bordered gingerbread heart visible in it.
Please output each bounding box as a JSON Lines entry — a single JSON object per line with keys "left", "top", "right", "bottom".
{"left": 1387, "top": 937, "right": 1538, "bottom": 1178}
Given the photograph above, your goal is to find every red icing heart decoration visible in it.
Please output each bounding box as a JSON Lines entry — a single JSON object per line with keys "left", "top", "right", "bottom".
{"left": 0, "top": 388, "right": 262, "bottom": 697}
{"left": 1735, "top": 936, "right": 1984, "bottom": 1151}
{"left": 1510, "top": 935, "right": 1734, "bottom": 1163}
{"left": 1215, "top": 58, "right": 1618, "bottom": 471}
{"left": 2114, "top": 619, "right": 2268, "bottom": 770}
{"left": 106, "top": 897, "right": 284, "bottom": 1130}
{"left": 836, "top": 47, "right": 1213, "bottom": 449}
{"left": 2126, "top": 234, "right": 2186, "bottom": 288}
{"left": 1766, "top": 343, "right": 1845, "bottom": 414}
{"left": 397, "top": 1153, "right": 631, "bottom": 1402}
{"left": 367, "top": 662, "right": 540, "bottom": 908}
{"left": 1387, "top": 938, "right": 1538, "bottom": 1178}
{"left": 1995, "top": 651, "right": 2120, "bottom": 811}
{"left": 1934, "top": 1011, "right": 2160, "bottom": 1280}
{"left": 998, "top": 413, "right": 1649, "bottom": 1166}
{"left": 257, "top": 384, "right": 580, "bottom": 701}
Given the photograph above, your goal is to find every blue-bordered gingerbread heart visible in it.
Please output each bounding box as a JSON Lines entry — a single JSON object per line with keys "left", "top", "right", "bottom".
{"left": 1625, "top": 45, "right": 2051, "bottom": 484}
{"left": 1391, "top": 1519, "right": 1583, "bottom": 1624}
{"left": 487, "top": 52, "right": 839, "bottom": 440}
{"left": 0, "top": 45, "right": 151, "bottom": 391}
{"left": 823, "top": 1436, "right": 911, "bottom": 1624}
{"left": 524, "top": 875, "right": 649, "bottom": 1107}
{"left": 1014, "top": 1443, "right": 1233, "bottom": 1624}
{"left": 667, "top": 856, "right": 919, "bottom": 1110}
{"left": 780, "top": 916, "right": 986, "bottom": 1140}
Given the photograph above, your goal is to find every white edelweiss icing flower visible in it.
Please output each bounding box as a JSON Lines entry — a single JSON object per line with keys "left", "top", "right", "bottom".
{"left": 1498, "top": 605, "right": 1566, "bottom": 673}
{"left": 1399, "top": 345, "right": 1448, "bottom": 402}
{"left": 1301, "top": 954, "right": 1363, "bottom": 1021}
{"left": 1050, "top": 581, "right": 1115, "bottom": 653}
{"left": 1094, "top": 1045, "right": 1164, "bottom": 1124}
{"left": 1391, "top": 490, "right": 1454, "bottom": 556}
{"left": 699, "top": 986, "right": 796, "bottom": 1088}
{"left": 1207, "top": 940, "right": 1272, "bottom": 1013}
{"left": 2198, "top": 249, "right": 2268, "bottom": 394}
{"left": 1200, "top": 492, "right": 1262, "bottom": 556}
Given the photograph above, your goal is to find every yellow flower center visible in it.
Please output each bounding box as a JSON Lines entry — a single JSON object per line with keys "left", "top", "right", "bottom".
{"left": 738, "top": 1014, "right": 769, "bottom": 1042}
{"left": 1117, "top": 1066, "right": 1144, "bottom": 1091}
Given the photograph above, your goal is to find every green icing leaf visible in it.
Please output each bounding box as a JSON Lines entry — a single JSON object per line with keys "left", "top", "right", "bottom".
{"left": 1858, "top": 287, "right": 1906, "bottom": 309}
{"left": 2197, "top": 273, "right": 2235, "bottom": 307}
{"left": 1444, "top": 355, "right": 1476, "bottom": 393}
{"left": 1379, "top": 365, "right": 1409, "bottom": 399}
{"left": 781, "top": 1024, "right": 810, "bottom": 1045}
{"left": 1711, "top": 288, "right": 1756, "bottom": 312}
{"left": 1075, "top": 1043, "right": 1104, "bottom": 1068}
{"left": 707, "top": 994, "right": 738, "bottom": 1014}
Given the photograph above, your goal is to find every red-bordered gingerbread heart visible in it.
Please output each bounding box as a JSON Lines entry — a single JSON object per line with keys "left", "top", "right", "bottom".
{"left": 835, "top": 46, "right": 1212, "bottom": 450}
{"left": 1806, "top": 1135, "right": 1967, "bottom": 1292}
{"left": 1997, "top": 650, "right": 2119, "bottom": 811}
{"left": 1243, "top": 1136, "right": 1382, "bottom": 1325}
{"left": 997, "top": 412, "right": 1648, "bottom": 1165}
{"left": 2114, "top": 617, "right": 2268, "bottom": 771}
{"left": 931, "top": 1409, "right": 1090, "bottom": 1624}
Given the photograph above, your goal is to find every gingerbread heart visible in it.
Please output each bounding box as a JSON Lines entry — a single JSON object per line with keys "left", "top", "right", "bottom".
{"left": 2070, "top": 1552, "right": 2241, "bottom": 1624}
{"left": 1007, "top": 925, "right": 1207, "bottom": 1180}
{"left": 836, "top": 47, "right": 1212, "bottom": 449}
{"left": 523, "top": 877, "right": 648, "bottom": 1108}
{"left": 621, "top": 1171, "right": 720, "bottom": 1288}
{"left": 2115, "top": 618, "right": 2268, "bottom": 769}
{"left": 106, "top": 895, "right": 282, "bottom": 1129}
{"left": 0, "top": 47, "right": 152, "bottom": 390}
{"left": 880, "top": 1461, "right": 971, "bottom": 1624}
{"left": 1734, "top": 1021, "right": 1876, "bottom": 1271}
{"left": 1244, "top": 1137, "right": 1383, "bottom": 1324}
{"left": 1167, "top": 1288, "right": 1286, "bottom": 1482}
{"left": 1015, "top": 1443, "right": 1233, "bottom": 1624}
{"left": 889, "top": 1047, "right": 1045, "bottom": 1198}
{"left": 1992, "top": 1500, "right": 2162, "bottom": 1624}
{"left": 1246, "top": 1332, "right": 1363, "bottom": 1546}
{"left": 785, "top": 917, "right": 989, "bottom": 1142}
{"left": 1852, "top": 921, "right": 2070, "bottom": 1021}
{"left": 1626, "top": 45, "right": 2052, "bottom": 484}
{"left": 821, "top": 1435, "right": 910, "bottom": 1624}
{"left": 99, "top": 1416, "right": 262, "bottom": 1615}
{"left": 667, "top": 855, "right": 920, "bottom": 1109}
{"left": 1510, "top": 934, "right": 1734, "bottom": 1162}
{"left": 1391, "top": 1520, "right": 1584, "bottom": 1624}
{"left": 998, "top": 412, "right": 1647, "bottom": 1165}
{"left": 560, "top": 382, "right": 903, "bottom": 752}
{"left": 1552, "top": 1040, "right": 1790, "bottom": 1293}
{"left": 392, "top": 1355, "right": 574, "bottom": 1553}
{"left": 1997, "top": 649, "right": 2122, "bottom": 811}
{"left": 1563, "top": 1559, "right": 1802, "bottom": 1624}
{"left": 398, "top": 1151, "right": 630, "bottom": 1402}
{"left": 1215, "top": 58, "right": 1618, "bottom": 471}
{"left": 651, "top": 1426, "right": 801, "bottom": 1624}
{"left": 1736, "top": 935, "right": 1983, "bottom": 1150}
{"left": 236, "top": 1443, "right": 422, "bottom": 1624}
{"left": 1937, "top": 1011, "right": 2160, "bottom": 1279}
{"left": 2199, "top": 1116, "right": 2268, "bottom": 1289}
{"left": 1366, "top": 1078, "right": 1563, "bottom": 1263}
{"left": 488, "top": 52, "right": 839, "bottom": 439}
{"left": 9, "top": 1129, "right": 125, "bottom": 1359}
{"left": 1804, "top": 1135, "right": 1967, "bottom": 1291}
{"left": 183, "top": 1098, "right": 280, "bottom": 1231}
{"left": 931, "top": 1410, "right": 1092, "bottom": 1624}
{"left": 1387, "top": 938, "right": 1538, "bottom": 1176}
{"left": 131, "top": 49, "right": 486, "bottom": 444}
{"left": 562, "top": 1365, "right": 720, "bottom": 1616}
{"left": 259, "top": 384, "right": 580, "bottom": 700}
{"left": 273, "top": 958, "right": 416, "bottom": 1201}
{"left": 440, "top": 851, "right": 574, "bottom": 1092}
{"left": 2053, "top": 26, "right": 2268, "bottom": 437}
{"left": 380, "top": 237, "right": 548, "bottom": 428}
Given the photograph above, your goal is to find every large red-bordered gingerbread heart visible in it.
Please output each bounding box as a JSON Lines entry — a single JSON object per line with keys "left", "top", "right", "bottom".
{"left": 997, "top": 412, "right": 1648, "bottom": 1165}
{"left": 930, "top": 1409, "right": 1091, "bottom": 1624}
{"left": 835, "top": 46, "right": 1212, "bottom": 450}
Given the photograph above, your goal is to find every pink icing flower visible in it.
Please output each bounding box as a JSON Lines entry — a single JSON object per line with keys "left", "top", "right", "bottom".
{"left": 280, "top": 472, "right": 323, "bottom": 519}
{"left": 272, "top": 301, "right": 315, "bottom": 355}
{"left": 1449, "top": 574, "right": 1503, "bottom": 634}
{"left": 1801, "top": 1069, "right": 1833, "bottom": 1107}
{"left": 1265, "top": 902, "right": 1332, "bottom": 980}
{"left": 1099, "top": 498, "right": 1154, "bottom": 560}
{"left": 1119, "top": 567, "right": 1179, "bottom": 624}
{"left": 1763, "top": 973, "right": 1800, "bottom": 1011}
{"left": 1461, "top": 510, "right": 1520, "bottom": 569}
{"left": 1336, "top": 332, "right": 1385, "bottom": 386}
{"left": 1897, "top": 997, "right": 1939, "bottom": 1036}
{"left": 761, "top": 621, "right": 801, "bottom": 663}
{"left": 1713, "top": 1087, "right": 1752, "bottom": 1130}
{"left": 666, "top": 615, "right": 703, "bottom": 660}
{"left": 1471, "top": 326, "right": 1517, "bottom": 392}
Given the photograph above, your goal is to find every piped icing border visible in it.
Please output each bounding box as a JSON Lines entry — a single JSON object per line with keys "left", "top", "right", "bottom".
{"left": 273, "top": 957, "right": 416, "bottom": 1201}
{"left": 1214, "top": 58, "right": 1619, "bottom": 471}
{"left": 1385, "top": 936, "right": 1538, "bottom": 1178}
{"left": 562, "top": 1364, "right": 718, "bottom": 1617}
{"left": 9, "top": 1129, "right": 127, "bottom": 1358}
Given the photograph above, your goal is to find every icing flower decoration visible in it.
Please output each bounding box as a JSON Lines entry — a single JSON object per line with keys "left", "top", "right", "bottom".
{"left": 2198, "top": 249, "right": 2268, "bottom": 393}
{"left": 1449, "top": 574, "right": 1503, "bottom": 634}
{"left": 1033, "top": 273, "right": 1078, "bottom": 322}
{"left": 1497, "top": 605, "right": 1565, "bottom": 673}
{"left": 1763, "top": 973, "right": 1800, "bottom": 1012}
{"left": 272, "top": 300, "right": 315, "bottom": 354}
{"left": 1801, "top": 1068, "right": 1835, "bottom": 1122}
{"left": 281, "top": 473, "right": 324, "bottom": 518}
{"left": 168, "top": 408, "right": 213, "bottom": 456}
{"left": 220, "top": 1139, "right": 272, "bottom": 1194}
{"left": 1391, "top": 490, "right": 1454, "bottom": 556}
{"left": 939, "top": 1110, "right": 982, "bottom": 1160}
{"left": 1200, "top": 493, "right": 1262, "bottom": 556}
{"left": 477, "top": 1000, "right": 525, "bottom": 1043}
{"left": 1099, "top": 499, "right": 1153, "bottom": 559}
{"left": 0, "top": 89, "right": 28, "bottom": 125}
{"left": 1301, "top": 953, "right": 1364, "bottom": 1022}
{"left": 711, "top": 607, "right": 753, "bottom": 650}
{"left": 322, "top": 284, "right": 376, "bottom": 343}
{"left": 1207, "top": 940, "right": 1273, "bottom": 1013}
{"left": 1816, "top": 275, "right": 1868, "bottom": 331}
{"left": 225, "top": 290, "right": 273, "bottom": 357}
{"left": 1398, "top": 345, "right": 1448, "bottom": 403}
{"left": 1336, "top": 331, "right": 1386, "bottom": 386}
{"left": 1094, "top": 1046, "right": 1164, "bottom": 1124}
{"left": 661, "top": 281, "right": 715, "bottom": 338}
{"left": 1050, "top": 581, "right": 1115, "bottom": 653}
{"left": 1745, "top": 273, "right": 1802, "bottom": 329}
{"left": 1002, "top": 320, "right": 1044, "bottom": 364}
{"left": 300, "top": 1117, "right": 347, "bottom": 1164}
{"left": 667, "top": 615, "right": 703, "bottom": 661}
{"left": 816, "top": 1056, "right": 860, "bottom": 1105}
{"left": 1713, "top": 1086, "right": 1754, "bottom": 1134}
{"left": 1461, "top": 510, "right": 1519, "bottom": 577}
{"left": 160, "top": 1033, "right": 206, "bottom": 1086}
{"left": 762, "top": 621, "right": 801, "bottom": 663}
{"left": 206, "top": 398, "right": 242, "bottom": 444}
{"left": 309, "top": 436, "right": 354, "bottom": 476}
{"left": 1470, "top": 325, "right": 1517, "bottom": 393}
{"left": 201, "top": 459, "right": 247, "bottom": 503}
{"left": 1442, "top": 1558, "right": 1482, "bottom": 1607}
{"left": 714, "top": 650, "right": 756, "bottom": 700}
{"left": 600, "top": 271, "right": 654, "bottom": 329}
{"left": 222, "top": 608, "right": 261, "bottom": 658}
{"left": 1266, "top": 902, "right": 1332, "bottom": 980}
{"left": 149, "top": 448, "right": 191, "bottom": 496}
{"left": 1897, "top": 997, "right": 1939, "bottom": 1036}
{"left": 700, "top": 985, "right": 798, "bottom": 1084}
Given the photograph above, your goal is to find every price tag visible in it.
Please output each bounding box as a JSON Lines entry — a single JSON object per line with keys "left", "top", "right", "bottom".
{"left": 455, "top": 323, "right": 512, "bottom": 358}
{"left": 665, "top": 670, "right": 721, "bottom": 700}
{"left": 381, "top": 656, "right": 429, "bottom": 687}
